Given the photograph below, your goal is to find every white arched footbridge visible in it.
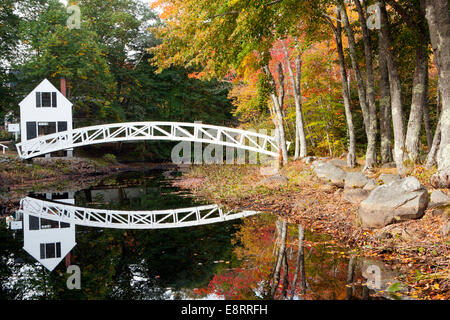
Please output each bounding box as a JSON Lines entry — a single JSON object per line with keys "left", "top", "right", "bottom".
{"left": 18, "top": 197, "right": 259, "bottom": 229}
{"left": 16, "top": 122, "right": 286, "bottom": 159}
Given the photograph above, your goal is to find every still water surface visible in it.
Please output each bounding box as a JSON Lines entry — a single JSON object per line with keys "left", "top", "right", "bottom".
{"left": 0, "top": 169, "right": 401, "bottom": 300}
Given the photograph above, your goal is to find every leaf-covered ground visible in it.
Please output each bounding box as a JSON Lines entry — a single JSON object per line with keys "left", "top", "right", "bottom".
{"left": 172, "top": 160, "right": 450, "bottom": 300}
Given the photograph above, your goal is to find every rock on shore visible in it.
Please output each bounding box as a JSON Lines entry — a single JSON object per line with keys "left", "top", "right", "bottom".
{"left": 358, "top": 177, "right": 428, "bottom": 228}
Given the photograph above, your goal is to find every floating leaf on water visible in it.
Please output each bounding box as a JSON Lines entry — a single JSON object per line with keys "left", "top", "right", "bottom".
{"left": 387, "top": 282, "right": 403, "bottom": 293}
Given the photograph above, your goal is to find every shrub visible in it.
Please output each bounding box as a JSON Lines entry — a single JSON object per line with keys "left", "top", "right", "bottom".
{"left": 102, "top": 153, "right": 118, "bottom": 164}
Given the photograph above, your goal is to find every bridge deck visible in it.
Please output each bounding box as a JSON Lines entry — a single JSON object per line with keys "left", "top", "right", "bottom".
{"left": 16, "top": 121, "right": 287, "bottom": 159}
{"left": 18, "top": 197, "right": 260, "bottom": 229}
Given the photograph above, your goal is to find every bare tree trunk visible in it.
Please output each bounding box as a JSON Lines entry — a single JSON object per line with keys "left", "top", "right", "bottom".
{"left": 282, "top": 43, "right": 307, "bottom": 159}
{"left": 263, "top": 65, "right": 289, "bottom": 166}
{"left": 281, "top": 249, "right": 289, "bottom": 299}
{"left": 387, "top": 0, "right": 431, "bottom": 158}
{"left": 378, "top": 0, "right": 407, "bottom": 176}
{"left": 338, "top": 2, "right": 370, "bottom": 140}
{"left": 345, "top": 256, "right": 356, "bottom": 300}
{"left": 379, "top": 39, "right": 394, "bottom": 163}
{"left": 290, "top": 225, "right": 306, "bottom": 299}
{"left": 426, "top": 116, "right": 441, "bottom": 168}
{"left": 362, "top": 285, "right": 370, "bottom": 300}
{"left": 354, "top": 0, "right": 378, "bottom": 170}
{"left": 405, "top": 44, "right": 428, "bottom": 163}
{"left": 271, "top": 219, "right": 287, "bottom": 298}
{"left": 423, "top": 72, "right": 433, "bottom": 150}
{"left": 277, "top": 62, "right": 285, "bottom": 108}
{"left": 425, "top": 0, "right": 450, "bottom": 188}
{"left": 328, "top": 12, "right": 356, "bottom": 167}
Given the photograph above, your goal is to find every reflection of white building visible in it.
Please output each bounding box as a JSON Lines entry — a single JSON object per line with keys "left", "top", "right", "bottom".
{"left": 19, "top": 79, "right": 73, "bottom": 157}
{"left": 22, "top": 213, "right": 76, "bottom": 271}
{"left": 91, "top": 187, "right": 146, "bottom": 203}
{"left": 44, "top": 191, "right": 75, "bottom": 205}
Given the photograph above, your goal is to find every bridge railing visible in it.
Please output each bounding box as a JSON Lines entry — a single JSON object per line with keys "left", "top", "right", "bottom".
{"left": 16, "top": 122, "right": 288, "bottom": 159}
{"left": 18, "top": 197, "right": 260, "bottom": 229}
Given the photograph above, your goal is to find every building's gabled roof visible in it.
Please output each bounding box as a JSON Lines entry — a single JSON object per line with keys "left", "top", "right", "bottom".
{"left": 19, "top": 78, "right": 73, "bottom": 109}
{"left": 23, "top": 230, "right": 76, "bottom": 272}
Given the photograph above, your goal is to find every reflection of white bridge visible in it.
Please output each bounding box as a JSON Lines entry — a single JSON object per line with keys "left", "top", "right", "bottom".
{"left": 18, "top": 197, "right": 259, "bottom": 229}
{"left": 16, "top": 121, "right": 284, "bottom": 159}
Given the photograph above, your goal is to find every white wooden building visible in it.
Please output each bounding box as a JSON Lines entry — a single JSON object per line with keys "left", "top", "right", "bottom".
{"left": 19, "top": 79, "right": 73, "bottom": 157}
{"left": 22, "top": 212, "right": 76, "bottom": 272}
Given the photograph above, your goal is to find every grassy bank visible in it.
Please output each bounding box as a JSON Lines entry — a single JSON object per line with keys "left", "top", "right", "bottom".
{"left": 172, "top": 160, "right": 449, "bottom": 300}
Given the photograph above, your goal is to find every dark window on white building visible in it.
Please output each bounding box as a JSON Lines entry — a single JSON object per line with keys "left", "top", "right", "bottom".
{"left": 38, "top": 122, "right": 57, "bottom": 136}
{"left": 57, "top": 121, "right": 68, "bottom": 132}
{"left": 29, "top": 216, "right": 70, "bottom": 230}
{"left": 26, "top": 122, "right": 37, "bottom": 140}
{"left": 40, "top": 218, "right": 59, "bottom": 229}
{"left": 36, "top": 92, "right": 57, "bottom": 108}
{"left": 29, "top": 215, "right": 40, "bottom": 230}
{"left": 40, "top": 242, "right": 61, "bottom": 259}
{"left": 41, "top": 92, "right": 51, "bottom": 107}
{"left": 60, "top": 222, "right": 70, "bottom": 228}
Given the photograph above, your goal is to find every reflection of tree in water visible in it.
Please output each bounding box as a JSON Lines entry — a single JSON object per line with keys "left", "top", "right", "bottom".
{"left": 199, "top": 214, "right": 358, "bottom": 300}
{"left": 269, "top": 218, "right": 307, "bottom": 299}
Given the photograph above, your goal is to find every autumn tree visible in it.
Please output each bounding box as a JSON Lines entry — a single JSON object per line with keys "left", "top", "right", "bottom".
{"left": 151, "top": 0, "right": 329, "bottom": 165}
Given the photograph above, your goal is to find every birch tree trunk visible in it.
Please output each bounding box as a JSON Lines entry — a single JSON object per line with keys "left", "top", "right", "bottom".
{"left": 426, "top": 116, "right": 441, "bottom": 168}
{"left": 329, "top": 12, "right": 356, "bottom": 167}
{"left": 295, "top": 56, "right": 308, "bottom": 158}
{"left": 378, "top": 0, "right": 407, "bottom": 176}
{"left": 345, "top": 256, "right": 356, "bottom": 300}
{"left": 379, "top": 39, "right": 394, "bottom": 163}
{"left": 290, "top": 225, "right": 306, "bottom": 299}
{"left": 282, "top": 42, "right": 307, "bottom": 159}
{"left": 354, "top": 0, "right": 377, "bottom": 170}
{"left": 271, "top": 219, "right": 287, "bottom": 298}
{"left": 425, "top": 0, "right": 450, "bottom": 187}
{"left": 338, "top": 2, "right": 370, "bottom": 140}
{"left": 423, "top": 73, "right": 433, "bottom": 150}
{"left": 405, "top": 44, "right": 428, "bottom": 163}
{"left": 388, "top": 0, "right": 431, "bottom": 157}
{"left": 263, "top": 65, "right": 289, "bottom": 166}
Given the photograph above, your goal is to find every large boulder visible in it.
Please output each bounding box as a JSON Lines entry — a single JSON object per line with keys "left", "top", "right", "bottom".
{"left": 327, "top": 158, "right": 347, "bottom": 168}
{"left": 344, "top": 172, "right": 369, "bottom": 189}
{"left": 363, "top": 179, "right": 377, "bottom": 191}
{"left": 442, "top": 220, "right": 450, "bottom": 237}
{"left": 358, "top": 177, "right": 428, "bottom": 228}
{"left": 303, "top": 156, "right": 317, "bottom": 164}
{"left": 379, "top": 173, "right": 401, "bottom": 184}
{"left": 429, "top": 190, "right": 450, "bottom": 208}
{"left": 313, "top": 162, "right": 347, "bottom": 188}
{"left": 342, "top": 188, "right": 370, "bottom": 204}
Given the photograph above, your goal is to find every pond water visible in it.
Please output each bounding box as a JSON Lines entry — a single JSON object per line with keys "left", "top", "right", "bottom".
{"left": 0, "top": 168, "right": 404, "bottom": 300}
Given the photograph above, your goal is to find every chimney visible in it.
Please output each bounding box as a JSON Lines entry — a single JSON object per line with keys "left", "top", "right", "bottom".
{"left": 60, "top": 77, "right": 67, "bottom": 97}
